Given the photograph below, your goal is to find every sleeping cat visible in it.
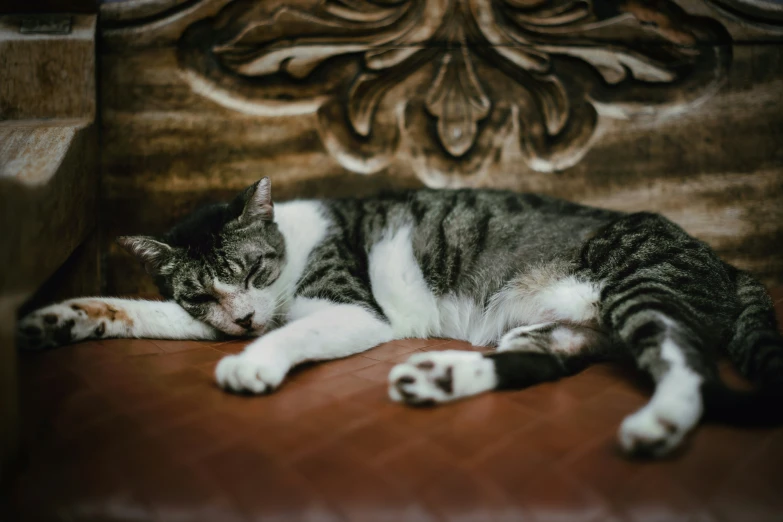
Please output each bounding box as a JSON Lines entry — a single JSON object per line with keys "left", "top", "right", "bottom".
{"left": 18, "top": 178, "right": 783, "bottom": 457}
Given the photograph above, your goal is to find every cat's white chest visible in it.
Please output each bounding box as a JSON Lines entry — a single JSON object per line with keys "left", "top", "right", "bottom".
{"left": 368, "top": 226, "right": 441, "bottom": 339}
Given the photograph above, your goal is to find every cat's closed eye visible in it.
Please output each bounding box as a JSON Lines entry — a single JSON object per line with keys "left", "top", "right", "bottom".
{"left": 245, "top": 260, "right": 264, "bottom": 286}
{"left": 184, "top": 294, "right": 216, "bottom": 305}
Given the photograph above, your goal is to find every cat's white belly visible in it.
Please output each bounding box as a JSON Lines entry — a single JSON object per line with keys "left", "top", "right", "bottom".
{"left": 368, "top": 225, "right": 602, "bottom": 346}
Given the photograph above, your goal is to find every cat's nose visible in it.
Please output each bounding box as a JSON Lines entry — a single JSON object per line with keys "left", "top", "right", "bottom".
{"left": 234, "top": 312, "right": 254, "bottom": 330}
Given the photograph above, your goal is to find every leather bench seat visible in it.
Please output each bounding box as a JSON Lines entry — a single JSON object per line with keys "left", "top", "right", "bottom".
{"left": 9, "top": 288, "right": 783, "bottom": 522}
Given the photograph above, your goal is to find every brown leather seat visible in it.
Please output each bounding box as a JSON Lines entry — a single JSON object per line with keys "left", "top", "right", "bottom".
{"left": 9, "top": 289, "right": 783, "bottom": 521}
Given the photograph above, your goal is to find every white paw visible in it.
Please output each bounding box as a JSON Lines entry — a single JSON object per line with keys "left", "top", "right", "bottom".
{"left": 215, "top": 350, "right": 289, "bottom": 395}
{"left": 17, "top": 301, "right": 111, "bottom": 350}
{"left": 619, "top": 396, "right": 701, "bottom": 457}
{"left": 388, "top": 350, "right": 497, "bottom": 406}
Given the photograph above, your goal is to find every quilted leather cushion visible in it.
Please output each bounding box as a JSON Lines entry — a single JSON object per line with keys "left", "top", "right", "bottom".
{"left": 9, "top": 289, "right": 783, "bottom": 522}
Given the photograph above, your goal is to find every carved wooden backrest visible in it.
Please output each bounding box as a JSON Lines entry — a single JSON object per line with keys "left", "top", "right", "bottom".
{"left": 100, "top": 0, "right": 783, "bottom": 294}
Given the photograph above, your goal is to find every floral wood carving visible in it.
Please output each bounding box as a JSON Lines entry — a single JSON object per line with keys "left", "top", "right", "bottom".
{"left": 178, "top": 0, "right": 731, "bottom": 186}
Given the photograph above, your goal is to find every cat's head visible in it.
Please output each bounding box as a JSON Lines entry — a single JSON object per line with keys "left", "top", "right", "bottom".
{"left": 117, "top": 177, "right": 287, "bottom": 336}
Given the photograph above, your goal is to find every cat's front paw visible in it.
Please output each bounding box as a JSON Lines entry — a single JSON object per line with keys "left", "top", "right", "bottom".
{"left": 215, "top": 351, "right": 289, "bottom": 395}
{"left": 388, "top": 350, "right": 497, "bottom": 406}
{"left": 17, "top": 301, "right": 114, "bottom": 350}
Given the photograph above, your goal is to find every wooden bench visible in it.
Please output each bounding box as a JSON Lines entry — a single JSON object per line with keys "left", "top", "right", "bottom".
{"left": 0, "top": 12, "right": 98, "bottom": 479}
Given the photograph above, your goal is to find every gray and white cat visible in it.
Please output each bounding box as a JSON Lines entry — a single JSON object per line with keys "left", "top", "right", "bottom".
{"left": 18, "top": 178, "right": 783, "bottom": 457}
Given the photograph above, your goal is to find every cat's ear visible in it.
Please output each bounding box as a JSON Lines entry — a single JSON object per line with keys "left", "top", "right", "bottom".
{"left": 117, "top": 236, "right": 176, "bottom": 275}
{"left": 236, "top": 177, "right": 274, "bottom": 223}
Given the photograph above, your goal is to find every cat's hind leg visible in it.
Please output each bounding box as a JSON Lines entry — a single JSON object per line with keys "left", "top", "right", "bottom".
{"left": 617, "top": 332, "right": 707, "bottom": 458}
{"left": 581, "top": 212, "right": 738, "bottom": 457}
{"left": 18, "top": 298, "right": 220, "bottom": 350}
{"left": 388, "top": 323, "right": 605, "bottom": 406}
{"left": 388, "top": 350, "right": 497, "bottom": 406}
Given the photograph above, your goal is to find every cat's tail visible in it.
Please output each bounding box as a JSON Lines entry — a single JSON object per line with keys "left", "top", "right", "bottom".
{"left": 701, "top": 268, "right": 783, "bottom": 425}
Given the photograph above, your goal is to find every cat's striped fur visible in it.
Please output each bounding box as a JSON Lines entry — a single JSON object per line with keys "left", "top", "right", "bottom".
{"left": 19, "top": 178, "right": 783, "bottom": 457}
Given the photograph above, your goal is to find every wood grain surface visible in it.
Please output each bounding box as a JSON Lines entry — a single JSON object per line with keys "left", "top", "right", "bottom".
{"left": 0, "top": 15, "right": 96, "bottom": 120}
